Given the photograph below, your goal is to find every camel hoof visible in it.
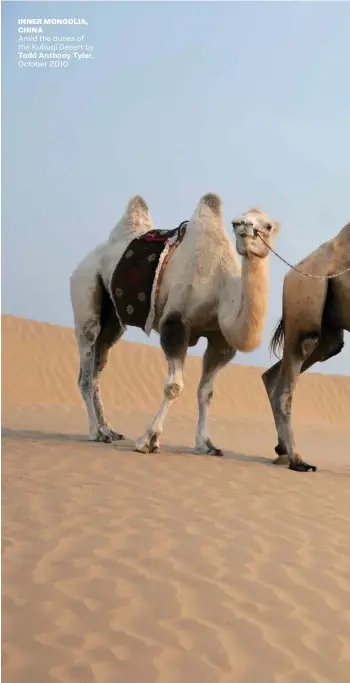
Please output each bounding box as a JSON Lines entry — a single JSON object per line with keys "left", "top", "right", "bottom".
{"left": 289, "top": 461, "right": 317, "bottom": 472}
{"left": 194, "top": 444, "right": 224, "bottom": 457}
{"left": 134, "top": 435, "right": 151, "bottom": 453}
{"left": 135, "top": 433, "right": 161, "bottom": 454}
{"left": 99, "top": 433, "right": 113, "bottom": 444}
{"left": 98, "top": 426, "right": 126, "bottom": 443}
{"left": 88, "top": 433, "right": 100, "bottom": 442}
{"left": 273, "top": 454, "right": 289, "bottom": 466}
{"left": 88, "top": 431, "right": 113, "bottom": 444}
{"left": 102, "top": 425, "right": 125, "bottom": 441}
{"left": 110, "top": 431, "right": 125, "bottom": 441}
{"left": 134, "top": 444, "right": 149, "bottom": 454}
{"left": 209, "top": 447, "right": 224, "bottom": 457}
{"left": 205, "top": 438, "right": 224, "bottom": 457}
{"left": 149, "top": 435, "right": 160, "bottom": 453}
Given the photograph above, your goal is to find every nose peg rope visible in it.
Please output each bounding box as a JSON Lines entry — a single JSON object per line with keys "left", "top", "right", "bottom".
{"left": 254, "top": 231, "right": 350, "bottom": 280}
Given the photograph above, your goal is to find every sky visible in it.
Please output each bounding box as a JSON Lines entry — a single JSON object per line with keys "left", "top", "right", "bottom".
{"left": 2, "top": 0, "right": 350, "bottom": 375}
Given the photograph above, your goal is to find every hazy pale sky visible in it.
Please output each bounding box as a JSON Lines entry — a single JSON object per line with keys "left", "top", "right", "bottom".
{"left": 2, "top": 1, "right": 349, "bottom": 374}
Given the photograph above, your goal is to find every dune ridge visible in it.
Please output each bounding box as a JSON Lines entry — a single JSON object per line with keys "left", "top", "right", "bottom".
{"left": 2, "top": 315, "right": 349, "bottom": 425}
{"left": 2, "top": 314, "right": 350, "bottom": 683}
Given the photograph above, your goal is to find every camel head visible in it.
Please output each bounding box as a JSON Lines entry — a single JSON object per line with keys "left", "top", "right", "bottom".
{"left": 232, "top": 208, "right": 279, "bottom": 259}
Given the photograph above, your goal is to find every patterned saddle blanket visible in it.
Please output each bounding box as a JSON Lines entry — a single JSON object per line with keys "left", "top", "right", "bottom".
{"left": 110, "top": 222, "right": 187, "bottom": 335}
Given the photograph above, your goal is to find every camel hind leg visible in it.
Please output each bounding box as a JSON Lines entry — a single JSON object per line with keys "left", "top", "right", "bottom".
{"left": 262, "top": 346, "right": 316, "bottom": 472}
{"left": 92, "top": 296, "right": 125, "bottom": 441}
{"left": 71, "top": 270, "right": 125, "bottom": 442}
{"left": 76, "top": 317, "right": 102, "bottom": 441}
{"left": 262, "top": 326, "right": 344, "bottom": 471}
{"left": 262, "top": 273, "right": 329, "bottom": 471}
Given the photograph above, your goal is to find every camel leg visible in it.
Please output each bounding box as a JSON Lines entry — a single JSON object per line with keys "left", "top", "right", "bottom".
{"left": 262, "top": 328, "right": 344, "bottom": 468}
{"left": 77, "top": 318, "right": 105, "bottom": 442}
{"left": 195, "top": 332, "right": 236, "bottom": 457}
{"left": 92, "top": 326, "right": 125, "bottom": 442}
{"left": 135, "top": 313, "right": 190, "bottom": 453}
{"left": 72, "top": 270, "right": 126, "bottom": 442}
{"left": 267, "top": 350, "right": 316, "bottom": 471}
{"left": 78, "top": 328, "right": 125, "bottom": 443}
{"left": 261, "top": 360, "right": 287, "bottom": 464}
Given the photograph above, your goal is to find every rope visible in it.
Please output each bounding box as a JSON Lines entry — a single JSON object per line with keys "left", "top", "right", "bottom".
{"left": 255, "top": 231, "right": 350, "bottom": 280}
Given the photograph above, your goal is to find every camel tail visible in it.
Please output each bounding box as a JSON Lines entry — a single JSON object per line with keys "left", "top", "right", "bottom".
{"left": 270, "top": 318, "right": 284, "bottom": 358}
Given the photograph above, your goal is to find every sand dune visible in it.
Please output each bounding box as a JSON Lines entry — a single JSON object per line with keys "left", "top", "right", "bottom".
{"left": 2, "top": 315, "right": 350, "bottom": 683}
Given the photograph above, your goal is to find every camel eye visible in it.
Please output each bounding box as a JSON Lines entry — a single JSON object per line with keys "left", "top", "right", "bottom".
{"left": 266, "top": 223, "right": 272, "bottom": 231}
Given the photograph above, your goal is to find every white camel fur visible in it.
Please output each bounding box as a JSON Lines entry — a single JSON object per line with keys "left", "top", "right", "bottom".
{"left": 70, "top": 193, "right": 279, "bottom": 455}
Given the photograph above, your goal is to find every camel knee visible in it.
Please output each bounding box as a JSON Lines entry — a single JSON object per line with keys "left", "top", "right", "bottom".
{"left": 198, "top": 382, "right": 213, "bottom": 406}
{"left": 271, "top": 389, "right": 292, "bottom": 420}
{"left": 77, "top": 317, "right": 101, "bottom": 348}
{"left": 298, "top": 330, "right": 320, "bottom": 360}
{"left": 164, "top": 380, "right": 183, "bottom": 400}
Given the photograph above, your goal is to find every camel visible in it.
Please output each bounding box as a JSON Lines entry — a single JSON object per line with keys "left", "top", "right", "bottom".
{"left": 262, "top": 221, "right": 350, "bottom": 472}
{"left": 70, "top": 193, "right": 279, "bottom": 455}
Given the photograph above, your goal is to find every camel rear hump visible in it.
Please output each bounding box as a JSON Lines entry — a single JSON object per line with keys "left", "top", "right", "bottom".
{"left": 108, "top": 195, "right": 153, "bottom": 242}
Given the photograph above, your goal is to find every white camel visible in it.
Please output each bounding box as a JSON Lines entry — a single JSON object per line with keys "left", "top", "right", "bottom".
{"left": 70, "top": 193, "right": 279, "bottom": 455}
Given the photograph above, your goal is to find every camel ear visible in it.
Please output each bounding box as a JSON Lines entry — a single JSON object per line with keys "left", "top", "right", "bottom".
{"left": 247, "top": 208, "right": 261, "bottom": 215}
{"left": 273, "top": 221, "right": 280, "bottom": 233}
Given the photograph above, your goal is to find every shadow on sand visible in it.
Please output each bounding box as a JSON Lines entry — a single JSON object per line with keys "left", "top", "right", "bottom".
{"left": 2, "top": 427, "right": 276, "bottom": 466}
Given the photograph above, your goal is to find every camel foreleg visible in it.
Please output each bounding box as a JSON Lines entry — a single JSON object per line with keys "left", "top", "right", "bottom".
{"left": 267, "top": 350, "right": 318, "bottom": 472}
{"left": 135, "top": 313, "right": 190, "bottom": 454}
{"left": 195, "top": 332, "right": 236, "bottom": 457}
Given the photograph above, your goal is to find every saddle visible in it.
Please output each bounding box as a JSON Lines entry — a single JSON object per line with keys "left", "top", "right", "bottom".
{"left": 110, "top": 222, "right": 187, "bottom": 335}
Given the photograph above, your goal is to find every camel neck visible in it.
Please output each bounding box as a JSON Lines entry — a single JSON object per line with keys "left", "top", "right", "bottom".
{"left": 220, "top": 255, "right": 269, "bottom": 352}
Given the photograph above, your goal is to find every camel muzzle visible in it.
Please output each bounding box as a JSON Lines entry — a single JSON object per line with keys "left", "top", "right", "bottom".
{"left": 232, "top": 221, "right": 256, "bottom": 239}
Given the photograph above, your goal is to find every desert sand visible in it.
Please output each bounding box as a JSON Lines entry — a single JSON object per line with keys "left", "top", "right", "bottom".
{"left": 2, "top": 314, "right": 350, "bottom": 683}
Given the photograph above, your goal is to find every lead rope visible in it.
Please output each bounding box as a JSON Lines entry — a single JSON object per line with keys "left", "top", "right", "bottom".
{"left": 255, "top": 231, "right": 350, "bottom": 280}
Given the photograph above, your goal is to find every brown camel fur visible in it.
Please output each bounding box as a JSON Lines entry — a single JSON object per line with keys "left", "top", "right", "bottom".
{"left": 262, "top": 221, "right": 350, "bottom": 472}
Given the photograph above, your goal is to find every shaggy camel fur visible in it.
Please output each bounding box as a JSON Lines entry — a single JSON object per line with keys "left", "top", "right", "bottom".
{"left": 262, "top": 222, "right": 350, "bottom": 472}
{"left": 70, "top": 193, "right": 279, "bottom": 455}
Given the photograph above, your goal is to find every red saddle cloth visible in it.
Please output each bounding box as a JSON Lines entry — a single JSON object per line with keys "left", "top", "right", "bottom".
{"left": 110, "top": 223, "right": 187, "bottom": 331}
